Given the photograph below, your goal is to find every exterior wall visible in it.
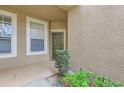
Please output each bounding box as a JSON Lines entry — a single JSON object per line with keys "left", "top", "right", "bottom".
{"left": 51, "top": 21, "right": 67, "bottom": 29}
{"left": 0, "top": 6, "right": 50, "bottom": 69}
{"left": 68, "top": 6, "right": 124, "bottom": 84}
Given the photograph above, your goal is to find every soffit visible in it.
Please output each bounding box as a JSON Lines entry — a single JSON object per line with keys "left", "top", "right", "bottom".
{"left": 58, "top": 5, "right": 75, "bottom": 11}
{"left": 3, "top": 5, "right": 67, "bottom": 21}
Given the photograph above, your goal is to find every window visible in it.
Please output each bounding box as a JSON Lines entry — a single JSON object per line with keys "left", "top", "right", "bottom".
{"left": 26, "top": 17, "right": 48, "bottom": 55}
{"left": 0, "top": 10, "right": 17, "bottom": 58}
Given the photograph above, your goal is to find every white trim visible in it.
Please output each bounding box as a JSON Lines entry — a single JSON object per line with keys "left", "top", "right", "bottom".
{"left": 26, "top": 17, "right": 48, "bottom": 56}
{"left": 0, "top": 10, "right": 17, "bottom": 58}
{"left": 51, "top": 29, "right": 66, "bottom": 49}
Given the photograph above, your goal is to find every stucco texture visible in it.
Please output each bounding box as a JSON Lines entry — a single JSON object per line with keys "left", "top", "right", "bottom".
{"left": 68, "top": 6, "right": 124, "bottom": 84}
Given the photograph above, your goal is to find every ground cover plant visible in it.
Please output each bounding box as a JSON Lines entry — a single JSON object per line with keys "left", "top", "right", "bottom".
{"left": 61, "top": 70, "right": 122, "bottom": 87}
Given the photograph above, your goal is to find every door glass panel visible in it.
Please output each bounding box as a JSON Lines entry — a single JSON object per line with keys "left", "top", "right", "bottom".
{"left": 52, "top": 32, "right": 64, "bottom": 59}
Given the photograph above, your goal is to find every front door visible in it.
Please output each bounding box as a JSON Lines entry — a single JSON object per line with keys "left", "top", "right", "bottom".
{"left": 52, "top": 32, "right": 64, "bottom": 59}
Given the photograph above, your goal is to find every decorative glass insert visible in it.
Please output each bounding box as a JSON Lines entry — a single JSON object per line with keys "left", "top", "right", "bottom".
{"left": 30, "top": 22, "right": 44, "bottom": 52}
{"left": 0, "top": 14, "right": 12, "bottom": 53}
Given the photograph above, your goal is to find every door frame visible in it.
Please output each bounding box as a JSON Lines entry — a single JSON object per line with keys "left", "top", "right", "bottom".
{"left": 51, "top": 29, "right": 66, "bottom": 50}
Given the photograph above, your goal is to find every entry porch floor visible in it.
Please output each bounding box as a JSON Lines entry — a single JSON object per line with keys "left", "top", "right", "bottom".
{"left": 0, "top": 62, "right": 58, "bottom": 87}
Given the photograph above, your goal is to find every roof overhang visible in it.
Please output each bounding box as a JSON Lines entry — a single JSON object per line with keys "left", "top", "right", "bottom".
{"left": 58, "top": 5, "right": 75, "bottom": 11}
{"left": 1, "top": 5, "right": 67, "bottom": 21}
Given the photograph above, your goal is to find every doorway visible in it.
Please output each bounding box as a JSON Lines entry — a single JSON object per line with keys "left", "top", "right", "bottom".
{"left": 51, "top": 29, "right": 66, "bottom": 60}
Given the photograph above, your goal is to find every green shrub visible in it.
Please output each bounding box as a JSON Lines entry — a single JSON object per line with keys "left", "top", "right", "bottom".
{"left": 54, "top": 49, "right": 70, "bottom": 74}
{"left": 61, "top": 71, "right": 96, "bottom": 87}
{"left": 94, "top": 76, "right": 122, "bottom": 87}
{"left": 61, "top": 71, "right": 122, "bottom": 87}
{"left": 111, "top": 81, "right": 122, "bottom": 87}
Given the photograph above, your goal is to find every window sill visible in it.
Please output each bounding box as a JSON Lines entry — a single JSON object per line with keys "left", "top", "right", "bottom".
{"left": 26, "top": 51, "right": 48, "bottom": 56}
{"left": 0, "top": 53, "right": 17, "bottom": 58}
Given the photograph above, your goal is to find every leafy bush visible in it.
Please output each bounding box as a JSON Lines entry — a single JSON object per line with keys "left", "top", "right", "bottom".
{"left": 61, "top": 71, "right": 122, "bottom": 87}
{"left": 61, "top": 71, "right": 96, "bottom": 87}
{"left": 94, "top": 76, "right": 122, "bottom": 87}
{"left": 54, "top": 49, "right": 70, "bottom": 74}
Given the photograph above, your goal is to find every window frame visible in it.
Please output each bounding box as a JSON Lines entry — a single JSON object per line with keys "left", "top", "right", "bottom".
{"left": 0, "top": 10, "right": 17, "bottom": 58}
{"left": 26, "top": 17, "right": 48, "bottom": 55}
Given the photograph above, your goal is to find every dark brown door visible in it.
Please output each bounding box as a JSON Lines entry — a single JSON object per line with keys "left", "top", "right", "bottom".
{"left": 52, "top": 32, "right": 64, "bottom": 59}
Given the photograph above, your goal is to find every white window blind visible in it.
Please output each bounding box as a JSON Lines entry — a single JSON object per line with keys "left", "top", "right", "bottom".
{"left": 30, "top": 22, "right": 44, "bottom": 51}
{"left": 0, "top": 10, "right": 17, "bottom": 58}
{"left": 0, "top": 14, "right": 12, "bottom": 53}
{"left": 26, "top": 17, "right": 48, "bottom": 55}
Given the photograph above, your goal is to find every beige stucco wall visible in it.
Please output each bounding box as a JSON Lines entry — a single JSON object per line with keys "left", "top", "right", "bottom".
{"left": 51, "top": 21, "right": 67, "bottom": 29}
{"left": 68, "top": 5, "right": 124, "bottom": 84}
{"left": 0, "top": 6, "right": 50, "bottom": 69}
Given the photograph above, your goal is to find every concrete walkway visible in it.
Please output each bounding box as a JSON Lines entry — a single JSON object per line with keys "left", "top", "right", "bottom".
{"left": 23, "top": 79, "right": 51, "bottom": 87}
{"left": 0, "top": 62, "right": 57, "bottom": 86}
